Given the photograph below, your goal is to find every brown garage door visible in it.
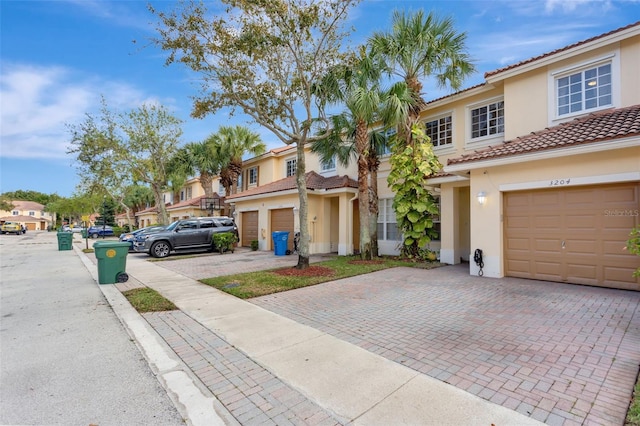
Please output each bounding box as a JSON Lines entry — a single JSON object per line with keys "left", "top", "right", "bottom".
{"left": 504, "top": 182, "right": 640, "bottom": 290}
{"left": 270, "top": 208, "right": 294, "bottom": 252}
{"left": 241, "top": 211, "right": 258, "bottom": 247}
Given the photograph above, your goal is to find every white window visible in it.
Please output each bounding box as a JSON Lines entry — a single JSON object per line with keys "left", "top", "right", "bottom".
{"left": 29, "top": 211, "right": 35, "bottom": 216}
{"left": 249, "top": 167, "right": 258, "bottom": 185}
{"left": 180, "top": 190, "right": 185, "bottom": 201}
{"left": 556, "top": 62, "right": 611, "bottom": 116}
{"left": 286, "top": 158, "right": 297, "bottom": 177}
{"left": 186, "top": 187, "right": 192, "bottom": 200}
{"left": 471, "top": 101, "right": 504, "bottom": 139}
{"left": 377, "top": 199, "right": 401, "bottom": 241}
{"left": 321, "top": 156, "right": 336, "bottom": 172}
{"left": 425, "top": 115, "right": 452, "bottom": 147}
{"left": 218, "top": 182, "right": 226, "bottom": 196}
{"left": 12, "top": 211, "right": 18, "bottom": 216}
{"left": 236, "top": 173, "right": 242, "bottom": 189}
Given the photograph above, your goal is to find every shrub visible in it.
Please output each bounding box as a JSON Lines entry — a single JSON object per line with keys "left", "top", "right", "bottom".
{"left": 250, "top": 240, "right": 259, "bottom": 251}
{"left": 213, "top": 232, "right": 239, "bottom": 254}
{"left": 627, "top": 226, "right": 640, "bottom": 278}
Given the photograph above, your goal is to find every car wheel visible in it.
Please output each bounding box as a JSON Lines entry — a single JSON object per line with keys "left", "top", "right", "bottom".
{"left": 150, "top": 241, "right": 171, "bottom": 258}
{"left": 91, "top": 233, "right": 98, "bottom": 239}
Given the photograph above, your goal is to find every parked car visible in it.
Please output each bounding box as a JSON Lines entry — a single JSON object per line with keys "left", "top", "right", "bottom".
{"left": 87, "top": 225, "right": 114, "bottom": 238}
{"left": 119, "top": 225, "right": 166, "bottom": 251}
{"left": 133, "top": 217, "right": 238, "bottom": 258}
{"left": 1, "top": 221, "right": 24, "bottom": 235}
{"left": 62, "top": 225, "right": 85, "bottom": 233}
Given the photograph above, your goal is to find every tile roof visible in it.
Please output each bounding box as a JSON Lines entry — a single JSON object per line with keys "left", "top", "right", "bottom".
{"left": 1, "top": 215, "right": 51, "bottom": 222}
{"left": 485, "top": 21, "right": 640, "bottom": 79}
{"left": 9, "top": 200, "right": 45, "bottom": 211}
{"left": 447, "top": 105, "right": 640, "bottom": 166}
{"left": 226, "top": 171, "right": 358, "bottom": 200}
{"left": 166, "top": 194, "right": 224, "bottom": 211}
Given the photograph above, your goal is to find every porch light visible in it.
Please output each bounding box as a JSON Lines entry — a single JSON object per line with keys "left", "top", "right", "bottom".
{"left": 477, "top": 191, "right": 487, "bottom": 206}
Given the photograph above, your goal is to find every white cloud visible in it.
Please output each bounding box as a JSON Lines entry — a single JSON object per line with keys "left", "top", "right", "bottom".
{"left": 0, "top": 63, "right": 147, "bottom": 160}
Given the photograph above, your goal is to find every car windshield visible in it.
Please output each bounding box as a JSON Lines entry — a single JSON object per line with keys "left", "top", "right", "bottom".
{"left": 165, "top": 220, "right": 180, "bottom": 231}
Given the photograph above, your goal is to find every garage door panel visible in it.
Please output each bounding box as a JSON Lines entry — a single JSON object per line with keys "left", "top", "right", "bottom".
{"left": 531, "top": 192, "right": 561, "bottom": 206}
{"left": 534, "top": 215, "right": 562, "bottom": 229}
{"left": 505, "top": 182, "right": 640, "bottom": 290}
{"left": 242, "top": 211, "right": 258, "bottom": 247}
{"left": 270, "top": 208, "right": 294, "bottom": 251}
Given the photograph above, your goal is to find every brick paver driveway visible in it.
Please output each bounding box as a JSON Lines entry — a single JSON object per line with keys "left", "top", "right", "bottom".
{"left": 251, "top": 264, "right": 640, "bottom": 426}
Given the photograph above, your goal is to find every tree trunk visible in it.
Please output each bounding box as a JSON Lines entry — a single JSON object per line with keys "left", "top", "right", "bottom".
{"left": 151, "top": 183, "right": 168, "bottom": 225}
{"left": 295, "top": 140, "right": 309, "bottom": 269}
{"left": 355, "top": 120, "right": 372, "bottom": 260}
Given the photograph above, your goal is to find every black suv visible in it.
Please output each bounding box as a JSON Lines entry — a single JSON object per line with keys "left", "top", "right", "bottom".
{"left": 133, "top": 217, "right": 238, "bottom": 258}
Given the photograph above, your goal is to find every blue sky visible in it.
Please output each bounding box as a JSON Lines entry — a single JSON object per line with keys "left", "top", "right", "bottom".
{"left": 1, "top": 0, "right": 639, "bottom": 198}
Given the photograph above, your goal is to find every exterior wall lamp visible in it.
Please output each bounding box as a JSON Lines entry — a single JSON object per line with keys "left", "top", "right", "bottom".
{"left": 477, "top": 191, "right": 487, "bottom": 206}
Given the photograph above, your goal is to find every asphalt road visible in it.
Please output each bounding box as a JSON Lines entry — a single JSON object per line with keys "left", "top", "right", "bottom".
{"left": 0, "top": 231, "right": 184, "bottom": 425}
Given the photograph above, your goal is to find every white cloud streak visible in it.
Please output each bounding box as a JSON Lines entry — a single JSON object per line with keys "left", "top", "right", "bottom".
{"left": 0, "top": 63, "right": 147, "bottom": 160}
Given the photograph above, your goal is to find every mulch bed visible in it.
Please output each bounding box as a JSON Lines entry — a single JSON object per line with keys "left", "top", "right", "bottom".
{"left": 273, "top": 266, "right": 335, "bottom": 277}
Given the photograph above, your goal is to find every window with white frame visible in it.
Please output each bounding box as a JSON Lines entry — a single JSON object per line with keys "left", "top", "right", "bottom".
{"left": 286, "top": 158, "right": 297, "bottom": 177}
{"left": 218, "top": 182, "right": 226, "bottom": 196}
{"left": 320, "top": 156, "right": 336, "bottom": 172}
{"left": 248, "top": 167, "right": 258, "bottom": 185}
{"left": 180, "top": 190, "right": 185, "bottom": 201}
{"left": 237, "top": 173, "right": 242, "bottom": 190}
{"left": 471, "top": 100, "right": 504, "bottom": 139}
{"left": 186, "top": 187, "right": 192, "bottom": 199}
{"left": 425, "top": 115, "right": 452, "bottom": 147}
{"left": 12, "top": 211, "right": 18, "bottom": 216}
{"left": 556, "top": 62, "right": 612, "bottom": 116}
{"left": 29, "top": 211, "right": 35, "bottom": 216}
{"left": 377, "top": 199, "right": 401, "bottom": 241}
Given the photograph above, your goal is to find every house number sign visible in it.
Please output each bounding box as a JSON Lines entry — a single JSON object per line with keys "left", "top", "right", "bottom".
{"left": 549, "top": 178, "right": 571, "bottom": 186}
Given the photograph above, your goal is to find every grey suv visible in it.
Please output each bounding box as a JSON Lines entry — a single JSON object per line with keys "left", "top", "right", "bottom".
{"left": 133, "top": 217, "right": 238, "bottom": 258}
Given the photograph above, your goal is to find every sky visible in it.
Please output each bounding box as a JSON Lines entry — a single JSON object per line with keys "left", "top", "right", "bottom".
{"left": 1, "top": 0, "right": 639, "bottom": 198}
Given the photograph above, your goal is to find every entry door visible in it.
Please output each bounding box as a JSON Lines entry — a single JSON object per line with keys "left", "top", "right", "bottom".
{"left": 504, "top": 182, "right": 640, "bottom": 290}
{"left": 242, "top": 211, "right": 258, "bottom": 247}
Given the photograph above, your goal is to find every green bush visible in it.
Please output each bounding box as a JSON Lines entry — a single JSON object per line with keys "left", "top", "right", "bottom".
{"left": 250, "top": 240, "right": 259, "bottom": 251}
{"left": 212, "top": 232, "right": 238, "bottom": 254}
{"left": 627, "top": 226, "right": 640, "bottom": 278}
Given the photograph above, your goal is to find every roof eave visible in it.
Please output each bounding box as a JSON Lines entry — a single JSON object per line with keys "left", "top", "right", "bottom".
{"left": 444, "top": 136, "right": 640, "bottom": 173}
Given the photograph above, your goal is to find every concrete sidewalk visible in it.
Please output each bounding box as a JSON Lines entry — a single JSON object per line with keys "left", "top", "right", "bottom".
{"left": 75, "top": 236, "right": 542, "bottom": 425}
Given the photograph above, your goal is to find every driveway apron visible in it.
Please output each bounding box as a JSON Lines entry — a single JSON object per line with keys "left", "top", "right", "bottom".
{"left": 250, "top": 264, "right": 640, "bottom": 426}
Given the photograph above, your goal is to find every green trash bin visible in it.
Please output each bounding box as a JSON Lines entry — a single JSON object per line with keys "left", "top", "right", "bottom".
{"left": 57, "top": 231, "right": 73, "bottom": 251}
{"left": 94, "top": 241, "right": 130, "bottom": 284}
{"left": 81, "top": 229, "right": 88, "bottom": 239}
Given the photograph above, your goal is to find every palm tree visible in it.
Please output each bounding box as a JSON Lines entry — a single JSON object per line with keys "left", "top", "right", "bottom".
{"left": 177, "top": 139, "right": 221, "bottom": 201}
{"left": 370, "top": 10, "right": 474, "bottom": 257}
{"left": 369, "top": 10, "right": 475, "bottom": 138}
{"left": 214, "top": 126, "right": 266, "bottom": 197}
{"left": 312, "top": 47, "right": 390, "bottom": 259}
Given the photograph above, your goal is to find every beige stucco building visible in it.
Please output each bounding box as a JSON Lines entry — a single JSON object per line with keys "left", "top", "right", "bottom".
{"left": 0, "top": 200, "right": 54, "bottom": 231}
{"left": 224, "top": 22, "right": 639, "bottom": 290}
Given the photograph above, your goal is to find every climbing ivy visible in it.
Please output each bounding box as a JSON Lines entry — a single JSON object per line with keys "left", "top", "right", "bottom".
{"left": 627, "top": 226, "right": 640, "bottom": 277}
{"left": 387, "top": 124, "right": 442, "bottom": 257}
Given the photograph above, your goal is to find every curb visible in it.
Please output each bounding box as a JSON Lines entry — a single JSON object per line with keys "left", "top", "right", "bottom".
{"left": 73, "top": 241, "right": 236, "bottom": 426}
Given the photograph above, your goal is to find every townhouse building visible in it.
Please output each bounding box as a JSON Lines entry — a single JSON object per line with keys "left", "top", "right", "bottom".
{"left": 226, "top": 21, "right": 640, "bottom": 290}
{"left": 0, "top": 200, "right": 54, "bottom": 231}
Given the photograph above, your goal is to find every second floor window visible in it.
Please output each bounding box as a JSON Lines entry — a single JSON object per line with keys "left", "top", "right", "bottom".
{"left": 557, "top": 62, "right": 611, "bottom": 116}
{"left": 286, "top": 158, "right": 297, "bottom": 177}
{"left": 249, "top": 167, "right": 258, "bottom": 185}
{"left": 471, "top": 101, "right": 504, "bottom": 139}
{"left": 12, "top": 211, "right": 18, "bottom": 216}
{"left": 425, "top": 115, "right": 452, "bottom": 147}
{"left": 29, "top": 211, "right": 35, "bottom": 216}
{"left": 321, "top": 156, "right": 336, "bottom": 172}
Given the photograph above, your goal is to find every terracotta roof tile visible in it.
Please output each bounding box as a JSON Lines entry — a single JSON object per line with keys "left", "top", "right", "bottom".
{"left": 485, "top": 21, "right": 640, "bottom": 79}
{"left": 226, "top": 171, "right": 357, "bottom": 200}
{"left": 447, "top": 105, "right": 640, "bottom": 166}
{"left": 166, "top": 194, "right": 224, "bottom": 211}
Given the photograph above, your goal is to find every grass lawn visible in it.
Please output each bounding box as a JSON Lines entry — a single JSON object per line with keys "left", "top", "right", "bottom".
{"left": 199, "top": 255, "right": 441, "bottom": 299}
{"left": 122, "top": 287, "right": 177, "bottom": 312}
{"left": 628, "top": 379, "right": 640, "bottom": 426}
